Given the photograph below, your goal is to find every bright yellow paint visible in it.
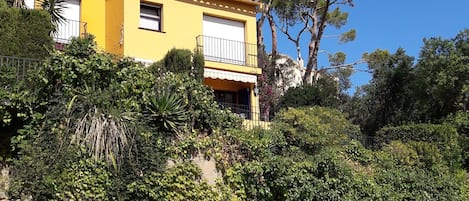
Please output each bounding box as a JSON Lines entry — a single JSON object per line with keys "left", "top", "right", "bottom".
{"left": 243, "top": 119, "right": 271, "bottom": 130}
{"left": 76, "top": 0, "right": 259, "bottom": 71}
{"left": 80, "top": 0, "right": 106, "bottom": 49}
{"left": 66, "top": 0, "right": 263, "bottom": 124}
{"left": 205, "top": 61, "right": 261, "bottom": 75}
{"left": 105, "top": 0, "right": 124, "bottom": 56}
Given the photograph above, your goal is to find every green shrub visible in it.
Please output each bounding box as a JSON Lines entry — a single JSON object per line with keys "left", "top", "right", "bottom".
{"left": 0, "top": 0, "right": 7, "bottom": 8}
{"left": 163, "top": 48, "right": 192, "bottom": 72}
{"left": 0, "top": 57, "right": 42, "bottom": 160}
{"left": 64, "top": 34, "right": 97, "bottom": 59}
{"left": 277, "top": 76, "right": 340, "bottom": 111}
{"left": 0, "top": 6, "right": 53, "bottom": 59}
{"left": 127, "top": 162, "right": 221, "bottom": 201}
{"left": 375, "top": 123, "right": 462, "bottom": 167}
{"left": 52, "top": 158, "right": 113, "bottom": 201}
{"left": 446, "top": 111, "right": 469, "bottom": 170}
{"left": 274, "top": 106, "right": 361, "bottom": 153}
{"left": 157, "top": 72, "right": 242, "bottom": 132}
{"left": 8, "top": 36, "right": 157, "bottom": 200}
{"left": 225, "top": 147, "right": 357, "bottom": 201}
{"left": 158, "top": 48, "right": 204, "bottom": 81}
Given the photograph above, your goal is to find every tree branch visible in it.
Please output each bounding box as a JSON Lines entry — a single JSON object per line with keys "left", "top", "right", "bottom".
{"left": 320, "top": 59, "right": 366, "bottom": 71}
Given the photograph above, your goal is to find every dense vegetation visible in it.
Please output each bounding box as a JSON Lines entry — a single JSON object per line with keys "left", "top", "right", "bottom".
{"left": 0, "top": 2, "right": 468, "bottom": 199}
{"left": 0, "top": 1, "right": 53, "bottom": 59}
{"left": 0, "top": 33, "right": 466, "bottom": 200}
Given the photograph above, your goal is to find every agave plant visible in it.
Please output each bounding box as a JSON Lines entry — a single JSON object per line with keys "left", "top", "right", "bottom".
{"left": 144, "top": 90, "right": 188, "bottom": 133}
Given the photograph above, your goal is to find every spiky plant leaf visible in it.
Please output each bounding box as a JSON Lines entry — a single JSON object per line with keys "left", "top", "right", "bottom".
{"left": 73, "top": 107, "right": 132, "bottom": 170}
{"left": 40, "top": 0, "right": 66, "bottom": 33}
{"left": 144, "top": 91, "right": 188, "bottom": 133}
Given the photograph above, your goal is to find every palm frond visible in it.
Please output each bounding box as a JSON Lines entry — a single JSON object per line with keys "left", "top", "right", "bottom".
{"left": 40, "top": 0, "right": 67, "bottom": 32}
{"left": 73, "top": 107, "right": 133, "bottom": 170}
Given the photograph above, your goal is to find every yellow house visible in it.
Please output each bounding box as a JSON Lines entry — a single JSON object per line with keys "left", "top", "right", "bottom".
{"left": 27, "top": 0, "right": 263, "bottom": 124}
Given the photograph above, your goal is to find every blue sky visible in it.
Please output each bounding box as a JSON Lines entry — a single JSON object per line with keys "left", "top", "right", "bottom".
{"left": 260, "top": 0, "right": 469, "bottom": 93}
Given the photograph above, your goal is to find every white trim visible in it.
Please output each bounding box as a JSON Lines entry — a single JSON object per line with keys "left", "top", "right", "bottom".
{"left": 140, "top": 3, "right": 161, "bottom": 31}
{"left": 204, "top": 68, "right": 257, "bottom": 83}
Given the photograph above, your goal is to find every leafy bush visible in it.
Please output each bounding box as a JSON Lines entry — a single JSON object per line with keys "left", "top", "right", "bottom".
{"left": 0, "top": 59, "right": 42, "bottom": 160}
{"left": 277, "top": 76, "right": 340, "bottom": 111}
{"left": 8, "top": 35, "right": 242, "bottom": 200}
{"left": 157, "top": 72, "right": 242, "bottom": 132}
{"left": 64, "top": 34, "right": 97, "bottom": 58}
{"left": 0, "top": 5, "right": 52, "bottom": 160}
{"left": 8, "top": 36, "right": 157, "bottom": 199}
{"left": 163, "top": 48, "right": 192, "bottom": 72}
{"left": 52, "top": 158, "right": 113, "bottom": 201}
{"left": 274, "top": 106, "right": 361, "bottom": 153}
{"left": 369, "top": 146, "right": 467, "bottom": 200}
{"left": 375, "top": 123, "right": 462, "bottom": 167}
{"left": 127, "top": 162, "right": 221, "bottom": 201}
{"left": 446, "top": 111, "right": 469, "bottom": 170}
{"left": 157, "top": 48, "right": 204, "bottom": 81}
{"left": 0, "top": 6, "right": 53, "bottom": 59}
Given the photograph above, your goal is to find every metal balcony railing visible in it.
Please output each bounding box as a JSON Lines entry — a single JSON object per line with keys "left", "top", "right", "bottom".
{"left": 0, "top": 55, "right": 41, "bottom": 83}
{"left": 219, "top": 102, "right": 251, "bottom": 119}
{"left": 218, "top": 102, "right": 271, "bottom": 129}
{"left": 53, "top": 19, "right": 87, "bottom": 44}
{"left": 196, "top": 35, "right": 258, "bottom": 67}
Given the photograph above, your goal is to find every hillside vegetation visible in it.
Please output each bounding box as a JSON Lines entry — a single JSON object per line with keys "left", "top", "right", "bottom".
{"left": 0, "top": 33, "right": 467, "bottom": 200}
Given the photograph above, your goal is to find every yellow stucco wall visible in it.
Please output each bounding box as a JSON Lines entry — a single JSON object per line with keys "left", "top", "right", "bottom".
{"left": 205, "top": 61, "right": 261, "bottom": 75}
{"left": 121, "top": 0, "right": 259, "bottom": 74}
{"left": 105, "top": 0, "right": 124, "bottom": 56}
{"left": 76, "top": 0, "right": 259, "bottom": 74}
{"left": 81, "top": 0, "right": 107, "bottom": 49}
{"left": 75, "top": 0, "right": 262, "bottom": 116}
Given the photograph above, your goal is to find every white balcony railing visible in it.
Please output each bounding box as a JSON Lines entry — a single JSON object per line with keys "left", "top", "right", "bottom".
{"left": 53, "top": 19, "right": 87, "bottom": 44}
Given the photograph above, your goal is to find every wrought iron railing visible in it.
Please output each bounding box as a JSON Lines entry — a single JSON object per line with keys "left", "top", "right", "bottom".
{"left": 0, "top": 55, "right": 41, "bottom": 83}
{"left": 53, "top": 19, "right": 87, "bottom": 44}
{"left": 196, "top": 35, "right": 258, "bottom": 67}
{"left": 218, "top": 102, "right": 270, "bottom": 129}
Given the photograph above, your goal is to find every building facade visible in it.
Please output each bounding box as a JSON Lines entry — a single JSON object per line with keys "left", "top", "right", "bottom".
{"left": 28, "top": 0, "right": 262, "bottom": 122}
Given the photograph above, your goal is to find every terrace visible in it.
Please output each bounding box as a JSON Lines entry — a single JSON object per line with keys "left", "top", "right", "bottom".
{"left": 53, "top": 19, "right": 87, "bottom": 49}
{"left": 196, "top": 35, "right": 258, "bottom": 68}
{"left": 218, "top": 102, "right": 271, "bottom": 130}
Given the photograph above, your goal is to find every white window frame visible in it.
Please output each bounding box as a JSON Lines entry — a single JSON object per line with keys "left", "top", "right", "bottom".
{"left": 139, "top": 3, "right": 162, "bottom": 31}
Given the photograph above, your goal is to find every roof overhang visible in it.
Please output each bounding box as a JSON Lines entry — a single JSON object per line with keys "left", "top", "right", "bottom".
{"left": 232, "top": 0, "right": 261, "bottom": 6}
{"left": 204, "top": 68, "right": 257, "bottom": 83}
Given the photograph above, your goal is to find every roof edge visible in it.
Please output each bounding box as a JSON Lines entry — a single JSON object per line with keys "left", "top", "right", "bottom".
{"left": 232, "top": 0, "right": 261, "bottom": 6}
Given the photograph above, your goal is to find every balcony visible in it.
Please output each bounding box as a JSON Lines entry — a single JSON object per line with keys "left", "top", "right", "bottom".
{"left": 196, "top": 35, "right": 258, "bottom": 68}
{"left": 218, "top": 102, "right": 270, "bottom": 129}
{"left": 53, "top": 19, "right": 87, "bottom": 48}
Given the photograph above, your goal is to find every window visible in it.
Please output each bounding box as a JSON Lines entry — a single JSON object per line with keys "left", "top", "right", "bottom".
{"left": 140, "top": 3, "right": 161, "bottom": 31}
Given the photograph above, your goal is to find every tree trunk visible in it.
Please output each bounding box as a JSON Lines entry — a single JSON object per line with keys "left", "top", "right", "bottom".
{"left": 303, "top": 0, "right": 331, "bottom": 85}
{"left": 267, "top": 14, "right": 278, "bottom": 58}
{"left": 257, "top": 14, "right": 266, "bottom": 68}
